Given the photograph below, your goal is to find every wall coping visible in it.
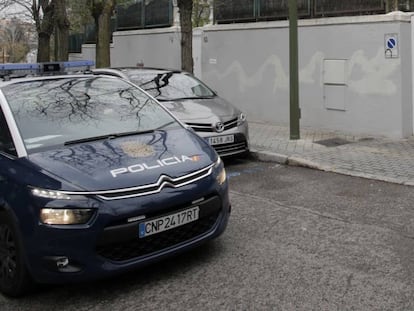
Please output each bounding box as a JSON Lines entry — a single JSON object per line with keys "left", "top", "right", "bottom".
{"left": 113, "top": 26, "right": 180, "bottom": 37}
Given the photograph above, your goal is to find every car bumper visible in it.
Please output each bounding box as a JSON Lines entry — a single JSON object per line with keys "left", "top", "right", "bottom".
{"left": 21, "top": 184, "right": 231, "bottom": 284}
{"left": 197, "top": 122, "right": 249, "bottom": 157}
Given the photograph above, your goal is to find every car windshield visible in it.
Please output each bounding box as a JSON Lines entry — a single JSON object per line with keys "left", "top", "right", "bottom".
{"left": 123, "top": 70, "right": 215, "bottom": 101}
{"left": 2, "top": 76, "right": 179, "bottom": 153}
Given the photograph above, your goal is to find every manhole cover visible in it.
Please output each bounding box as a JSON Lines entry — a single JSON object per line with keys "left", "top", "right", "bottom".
{"left": 314, "top": 137, "right": 350, "bottom": 147}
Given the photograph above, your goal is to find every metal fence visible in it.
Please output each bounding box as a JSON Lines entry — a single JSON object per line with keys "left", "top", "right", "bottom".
{"left": 214, "top": 0, "right": 387, "bottom": 23}
{"left": 68, "top": 25, "right": 95, "bottom": 52}
{"left": 68, "top": 33, "right": 85, "bottom": 53}
{"left": 116, "top": 0, "right": 173, "bottom": 30}
{"left": 69, "top": 0, "right": 414, "bottom": 52}
{"left": 399, "top": 0, "right": 414, "bottom": 11}
{"left": 315, "top": 0, "right": 384, "bottom": 16}
{"left": 68, "top": 20, "right": 115, "bottom": 50}
{"left": 214, "top": 0, "right": 311, "bottom": 22}
{"left": 68, "top": 1, "right": 172, "bottom": 50}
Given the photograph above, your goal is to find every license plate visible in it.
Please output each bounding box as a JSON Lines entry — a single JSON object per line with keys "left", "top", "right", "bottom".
{"left": 139, "top": 206, "right": 199, "bottom": 238}
{"left": 208, "top": 135, "right": 234, "bottom": 146}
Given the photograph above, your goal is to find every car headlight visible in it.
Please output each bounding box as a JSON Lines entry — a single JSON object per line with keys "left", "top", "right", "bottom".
{"left": 31, "top": 187, "right": 95, "bottom": 225}
{"left": 40, "top": 208, "right": 94, "bottom": 225}
{"left": 237, "top": 112, "right": 247, "bottom": 125}
{"left": 215, "top": 157, "right": 227, "bottom": 185}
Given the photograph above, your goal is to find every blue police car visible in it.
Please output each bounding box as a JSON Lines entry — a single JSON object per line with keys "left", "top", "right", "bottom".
{"left": 0, "top": 61, "right": 230, "bottom": 297}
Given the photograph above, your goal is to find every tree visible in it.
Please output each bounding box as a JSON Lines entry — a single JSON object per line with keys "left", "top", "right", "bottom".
{"left": 32, "top": 0, "right": 55, "bottom": 62}
{"left": 0, "top": 18, "right": 30, "bottom": 62}
{"left": 88, "top": 0, "right": 115, "bottom": 68}
{"left": 0, "top": 0, "right": 56, "bottom": 62}
{"left": 0, "top": 0, "right": 72, "bottom": 62}
{"left": 177, "top": 0, "right": 193, "bottom": 73}
{"left": 385, "top": 0, "right": 399, "bottom": 11}
{"left": 54, "top": 0, "right": 69, "bottom": 61}
{"left": 66, "top": 0, "right": 93, "bottom": 34}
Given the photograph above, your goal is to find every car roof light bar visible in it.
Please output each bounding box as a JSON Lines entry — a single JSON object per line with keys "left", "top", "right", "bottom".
{"left": 0, "top": 60, "right": 95, "bottom": 80}
{"left": 0, "top": 63, "right": 40, "bottom": 71}
{"left": 62, "top": 60, "right": 95, "bottom": 68}
{"left": 0, "top": 63, "right": 40, "bottom": 78}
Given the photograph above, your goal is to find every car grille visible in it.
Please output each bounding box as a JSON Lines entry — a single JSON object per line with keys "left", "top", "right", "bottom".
{"left": 214, "top": 141, "right": 248, "bottom": 157}
{"left": 96, "top": 196, "right": 222, "bottom": 262}
{"left": 186, "top": 117, "right": 238, "bottom": 133}
{"left": 96, "top": 214, "right": 219, "bottom": 261}
{"left": 209, "top": 133, "right": 249, "bottom": 157}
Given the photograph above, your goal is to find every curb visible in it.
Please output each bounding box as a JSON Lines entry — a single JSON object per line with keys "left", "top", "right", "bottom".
{"left": 250, "top": 149, "right": 412, "bottom": 186}
{"left": 250, "top": 150, "right": 288, "bottom": 164}
{"left": 287, "top": 156, "right": 323, "bottom": 169}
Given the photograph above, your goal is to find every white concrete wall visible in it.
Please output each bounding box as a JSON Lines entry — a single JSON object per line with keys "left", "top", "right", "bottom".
{"left": 70, "top": 12, "right": 414, "bottom": 138}
{"left": 111, "top": 27, "right": 182, "bottom": 69}
{"left": 69, "top": 44, "right": 100, "bottom": 63}
{"left": 200, "top": 13, "right": 413, "bottom": 138}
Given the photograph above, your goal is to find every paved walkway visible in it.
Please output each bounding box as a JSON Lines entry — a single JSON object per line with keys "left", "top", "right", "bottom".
{"left": 249, "top": 120, "right": 414, "bottom": 186}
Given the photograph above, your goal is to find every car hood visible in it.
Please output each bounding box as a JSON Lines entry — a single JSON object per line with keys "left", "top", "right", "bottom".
{"left": 160, "top": 96, "right": 240, "bottom": 123}
{"left": 27, "top": 128, "right": 216, "bottom": 191}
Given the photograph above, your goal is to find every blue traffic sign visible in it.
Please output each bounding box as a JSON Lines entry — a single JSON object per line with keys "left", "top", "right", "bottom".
{"left": 387, "top": 38, "right": 397, "bottom": 49}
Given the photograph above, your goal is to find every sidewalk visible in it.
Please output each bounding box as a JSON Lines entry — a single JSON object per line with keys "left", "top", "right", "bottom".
{"left": 248, "top": 121, "right": 414, "bottom": 186}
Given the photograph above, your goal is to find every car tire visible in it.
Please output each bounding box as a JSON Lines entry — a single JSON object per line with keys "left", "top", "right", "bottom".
{"left": 0, "top": 210, "right": 32, "bottom": 297}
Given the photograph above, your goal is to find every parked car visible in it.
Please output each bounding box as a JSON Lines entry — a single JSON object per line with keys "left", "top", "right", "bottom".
{"left": 92, "top": 67, "right": 249, "bottom": 158}
{"left": 0, "top": 61, "right": 230, "bottom": 297}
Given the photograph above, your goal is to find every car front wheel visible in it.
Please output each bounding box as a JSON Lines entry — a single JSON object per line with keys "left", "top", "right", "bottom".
{"left": 0, "top": 210, "right": 32, "bottom": 297}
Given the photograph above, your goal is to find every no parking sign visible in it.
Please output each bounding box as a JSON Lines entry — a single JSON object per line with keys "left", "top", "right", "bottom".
{"left": 385, "top": 33, "right": 399, "bottom": 58}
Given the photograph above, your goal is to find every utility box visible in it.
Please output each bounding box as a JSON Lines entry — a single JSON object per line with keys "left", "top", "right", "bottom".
{"left": 323, "top": 59, "right": 347, "bottom": 111}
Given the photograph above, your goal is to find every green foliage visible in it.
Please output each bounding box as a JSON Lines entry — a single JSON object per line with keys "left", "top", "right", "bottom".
{"left": 193, "top": 0, "right": 210, "bottom": 27}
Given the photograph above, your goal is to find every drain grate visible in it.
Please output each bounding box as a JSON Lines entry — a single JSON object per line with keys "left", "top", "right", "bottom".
{"left": 314, "top": 137, "right": 350, "bottom": 147}
{"left": 358, "top": 137, "right": 374, "bottom": 142}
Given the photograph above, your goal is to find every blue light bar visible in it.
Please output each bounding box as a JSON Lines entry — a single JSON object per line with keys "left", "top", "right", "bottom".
{"left": 63, "top": 60, "right": 95, "bottom": 68}
{"left": 0, "top": 63, "right": 40, "bottom": 71}
{"left": 0, "top": 61, "right": 95, "bottom": 79}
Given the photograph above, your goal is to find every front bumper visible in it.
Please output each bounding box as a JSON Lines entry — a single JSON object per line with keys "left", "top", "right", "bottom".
{"left": 197, "top": 122, "right": 249, "bottom": 157}
{"left": 21, "top": 182, "right": 230, "bottom": 284}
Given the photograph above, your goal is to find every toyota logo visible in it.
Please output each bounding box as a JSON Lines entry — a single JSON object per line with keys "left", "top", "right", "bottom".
{"left": 215, "top": 122, "right": 224, "bottom": 133}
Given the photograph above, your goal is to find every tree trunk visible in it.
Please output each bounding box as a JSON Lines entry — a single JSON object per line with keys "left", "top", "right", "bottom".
{"left": 54, "top": 0, "right": 70, "bottom": 61}
{"left": 33, "top": 1, "right": 55, "bottom": 62}
{"left": 385, "top": 0, "right": 399, "bottom": 12}
{"left": 178, "top": 0, "right": 193, "bottom": 73}
{"left": 37, "top": 33, "right": 51, "bottom": 62}
{"left": 92, "top": 0, "right": 115, "bottom": 68}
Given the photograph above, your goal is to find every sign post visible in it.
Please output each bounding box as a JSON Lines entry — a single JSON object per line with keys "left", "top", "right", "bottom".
{"left": 289, "top": 0, "right": 300, "bottom": 139}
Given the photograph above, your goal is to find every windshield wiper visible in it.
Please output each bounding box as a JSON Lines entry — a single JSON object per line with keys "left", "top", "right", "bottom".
{"left": 158, "top": 96, "right": 214, "bottom": 102}
{"left": 64, "top": 129, "right": 155, "bottom": 146}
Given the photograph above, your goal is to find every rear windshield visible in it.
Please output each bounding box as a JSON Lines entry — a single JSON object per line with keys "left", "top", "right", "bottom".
{"left": 2, "top": 76, "right": 179, "bottom": 153}
{"left": 123, "top": 70, "right": 215, "bottom": 101}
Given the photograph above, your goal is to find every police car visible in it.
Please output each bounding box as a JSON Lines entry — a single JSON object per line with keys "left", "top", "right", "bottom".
{"left": 0, "top": 61, "right": 230, "bottom": 297}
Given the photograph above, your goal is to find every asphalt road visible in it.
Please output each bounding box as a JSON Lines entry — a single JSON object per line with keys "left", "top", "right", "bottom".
{"left": 2, "top": 159, "right": 414, "bottom": 310}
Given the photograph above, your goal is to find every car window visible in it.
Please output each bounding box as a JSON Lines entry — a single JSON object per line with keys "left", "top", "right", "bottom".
{"left": 124, "top": 71, "right": 215, "bottom": 100}
{"left": 2, "top": 76, "right": 179, "bottom": 154}
{"left": 0, "top": 108, "right": 17, "bottom": 156}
